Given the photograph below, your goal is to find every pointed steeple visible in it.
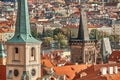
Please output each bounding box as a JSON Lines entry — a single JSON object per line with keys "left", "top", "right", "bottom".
{"left": 77, "top": 9, "right": 89, "bottom": 41}
{"left": 7, "top": 0, "right": 40, "bottom": 43}
{"left": 0, "top": 44, "right": 6, "bottom": 58}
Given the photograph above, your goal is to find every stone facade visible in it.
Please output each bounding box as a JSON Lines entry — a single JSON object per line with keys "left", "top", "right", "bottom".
{"left": 70, "top": 9, "right": 97, "bottom": 64}
{"left": 70, "top": 40, "right": 97, "bottom": 64}
{"left": 112, "top": 20, "right": 120, "bottom": 35}
{"left": 6, "top": 43, "right": 41, "bottom": 80}
{"left": 6, "top": 0, "right": 41, "bottom": 80}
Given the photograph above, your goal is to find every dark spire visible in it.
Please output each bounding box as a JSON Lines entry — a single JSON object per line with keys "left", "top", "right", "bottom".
{"left": 7, "top": 0, "right": 40, "bottom": 43}
{"left": 77, "top": 9, "right": 89, "bottom": 41}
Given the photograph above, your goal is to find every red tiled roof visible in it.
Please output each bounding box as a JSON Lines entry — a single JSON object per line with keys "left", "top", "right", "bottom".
{"left": 0, "top": 65, "right": 6, "bottom": 80}
{"left": 53, "top": 64, "right": 91, "bottom": 80}
{"left": 109, "top": 13, "right": 117, "bottom": 18}
{"left": 108, "top": 51, "right": 120, "bottom": 62}
{"left": 50, "top": 50, "right": 63, "bottom": 55}
{"left": 88, "top": 24, "right": 102, "bottom": 28}
{"left": 63, "top": 25, "right": 79, "bottom": 29}
{"left": 41, "top": 59, "right": 54, "bottom": 67}
{"left": 0, "top": 28, "right": 15, "bottom": 33}
{"left": 0, "top": 20, "right": 14, "bottom": 27}
{"left": 41, "top": 54, "right": 50, "bottom": 59}
{"left": 73, "top": 64, "right": 120, "bottom": 80}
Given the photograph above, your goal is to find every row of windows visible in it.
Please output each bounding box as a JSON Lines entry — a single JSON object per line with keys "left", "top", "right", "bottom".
{"left": 14, "top": 47, "right": 36, "bottom": 61}
{"left": 14, "top": 47, "right": 35, "bottom": 54}
{"left": 8, "top": 68, "right": 36, "bottom": 79}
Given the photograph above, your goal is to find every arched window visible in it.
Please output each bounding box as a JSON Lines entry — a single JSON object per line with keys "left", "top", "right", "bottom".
{"left": 31, "top": 47, "right": 36, "bottom": 61}
{"left": 50, "top": 77, "right": 54, "bottom": 80}
{"left": 31, "top": 47, "right": 35, "bottom": 57}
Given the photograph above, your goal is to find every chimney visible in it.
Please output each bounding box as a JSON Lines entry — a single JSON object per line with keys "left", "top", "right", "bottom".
{"left": 108, "top": 67, "right": 113, "bottom": 74}
{"left": 114, "top": 66, "right": 118, "bottom": 74}
{"left": 75, "top": 63, "right": 78, "bottom": 65}
{"left": 42, "top": 50, "right": 44, "bottom": 56}
{"left": 100, "top": 67, "right": 107, "bottom": 75}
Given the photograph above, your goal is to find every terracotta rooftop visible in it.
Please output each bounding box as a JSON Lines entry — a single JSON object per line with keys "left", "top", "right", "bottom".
{"left": 0, "top": 28, "right": 15, "bottom": 33}
{"left": 41, "top": 59, "right": 54, "bottom": 67}
{"left": 0, "top": 20, "right": 14, "bottom": 27}
{"left": 50, "top": 50, "right": 63, "bottom": 55}
{"left": 63, "top": 25, "right": 79, "bottom": 29}
{"left": 73, "top": 64, "right": 120, "bottom": 80}
{"left": 41, "top": 54, "right": 50, "bottom": 59}
{"left": 109, "top": 13, "right": 117, "bottom": 18}
{"left": 53, "top": 64, "right": 91, "bottom": 80}
{"left": 108, "top": 51, "right": 120, "bottom": 63}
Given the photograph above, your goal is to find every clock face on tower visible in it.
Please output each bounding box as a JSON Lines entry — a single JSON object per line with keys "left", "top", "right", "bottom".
{"left": 14, "top": 69, "right": 19, "bottom": 77}
{"left": 31, "top": 69, "right": 36, "bottom": 76}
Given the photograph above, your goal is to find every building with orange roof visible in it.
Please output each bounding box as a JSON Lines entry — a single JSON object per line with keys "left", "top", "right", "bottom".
{"left": 108, "top": 51, "right": 120, "bottom": 63}
{"left": 41, "top": 49, "right": 71, "bottom": 67}
{"left": 112, "top": 20, "right": 120, "bottom": 36}
{"left": 0, "top": 28, "right": 15, "bottom": 43}
{"left": 53, "top": 64, "right": 91, "bottom": 80}
{"left": 73, "top": 64, "right": 120, "bottom": 80}
{"left": 41, "top": 59, "right": 54, "bottom": 67}
{"left": 41, "top": 64, "right": 91, "bottom": 80}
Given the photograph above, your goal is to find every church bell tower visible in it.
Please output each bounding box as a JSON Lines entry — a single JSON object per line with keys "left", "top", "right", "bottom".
{"left": 6, "top": 0, "right": 41, "bottom": 80}
{"left": 69, "top": 9, "right": 97, "bottom": 64}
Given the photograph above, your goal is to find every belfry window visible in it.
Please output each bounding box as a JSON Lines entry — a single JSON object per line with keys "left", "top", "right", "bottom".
{"left": 13, "top": 47, "right": 20, "bottom": 61}
{"left": 15, "top": 47, "right": 19, "bottom": 53}
{"left": 31, "top": 47, "right": 35, "bottom": 57}
{"left": 30, "top": 47, "right": 36, "bottom": 61}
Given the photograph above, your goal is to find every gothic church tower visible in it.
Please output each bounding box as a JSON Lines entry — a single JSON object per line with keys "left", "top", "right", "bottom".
{"left": 69, "top": 9, "right": 97, "bottom": 64}
{"left": 6, "top": 0, "right": 41, "bottom": 80}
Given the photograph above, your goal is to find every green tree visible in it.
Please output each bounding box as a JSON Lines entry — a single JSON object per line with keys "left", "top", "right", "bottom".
{"left": 53, "top": 28, "right": 62, "bottom": 36}
{"left": 89, "top": 29, "right": 109, "bottom": 41}
{"left": 44, "top": 29, "right": 53, "bottom": 38}
{"left": 89, "top": 29, "right": 97, "bottom": 39}
{"left": 31, "top": 30, "right": 38, "bottom": 38}
{"left": 42, "top": 37, "right": 53, "bottom": 48}
{"left": 60, "top": 28, "right": 71, "bottom": 39}
{"left": 59, "top": 40, "right": 68, "bottom": 48}
{"left": 54, "top": 33, "right": 66, "bottom": 42}
{"left": 109, "top": 35, "right": 119, "bottom": 42}
{"left": 54, "top": 33, "right": 67, "bottom": 48}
